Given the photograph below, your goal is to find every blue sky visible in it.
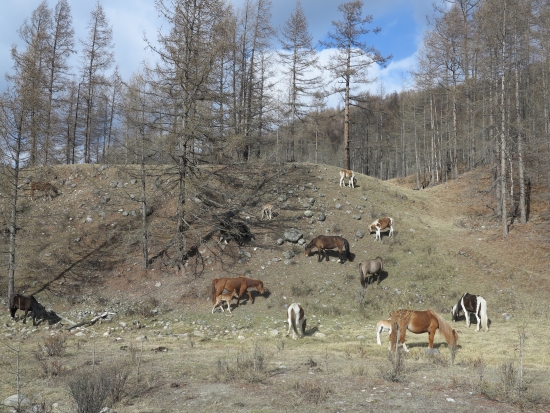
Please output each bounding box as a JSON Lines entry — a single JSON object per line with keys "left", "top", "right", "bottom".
{"left": 0, "top": 0, "right": 443, "bottom": 104}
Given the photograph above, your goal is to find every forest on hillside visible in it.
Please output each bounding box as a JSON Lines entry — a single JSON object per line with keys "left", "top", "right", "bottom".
{"left": 1, "top": 0, "right": 549, "bottom": 240}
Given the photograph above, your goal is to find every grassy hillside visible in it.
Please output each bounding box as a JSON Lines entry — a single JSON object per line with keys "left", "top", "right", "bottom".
{"left": 1, "top": 162, "right": 549, "bottom": 412}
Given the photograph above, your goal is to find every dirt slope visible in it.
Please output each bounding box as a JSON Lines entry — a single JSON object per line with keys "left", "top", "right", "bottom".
{"left": 1, "top": 163, "right": 548, "bottom": 412}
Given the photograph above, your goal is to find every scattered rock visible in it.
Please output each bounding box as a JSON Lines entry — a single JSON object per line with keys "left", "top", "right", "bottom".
{"left": 284, "top": 228, "right": 303, "bottom": 243}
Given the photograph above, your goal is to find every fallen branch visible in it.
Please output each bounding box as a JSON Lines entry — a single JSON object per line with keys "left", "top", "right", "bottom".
{"left": 66, "top": 312, "right": 115, "bottom": 331}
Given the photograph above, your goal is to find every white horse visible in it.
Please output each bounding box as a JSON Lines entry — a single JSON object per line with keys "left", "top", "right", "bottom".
{"left": 369, "top": 217, "right": 394, "bottom": 241}
{"left": 376, "top": 318, "right": 392, "bottom": 347}
{"left": 286, "top": 303, "right": 306, "bottom": 339}
{"left": 339, "top": 169, "right": 356, "bottom": 188}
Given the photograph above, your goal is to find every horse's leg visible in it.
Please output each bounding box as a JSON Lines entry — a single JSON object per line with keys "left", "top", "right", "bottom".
{"left": 22, "top": 309, "right": 29, "bottom": 324}
{"left": 428, "top": 326, "right": 436, "bottom": 349}
{"left": 464, "top": 309, "right": 471, "bottom": 327}
{"left": 248, "top": 289, "right": 254, "bottom": 304}
{"left": 475, "top": 312, "right": 481, "bottom": 332}
{"left": 399, "top": 325, "right": 409, "bottom": 352}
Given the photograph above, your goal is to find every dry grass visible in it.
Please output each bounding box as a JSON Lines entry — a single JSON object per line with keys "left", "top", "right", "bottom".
{"left": 0, "top": 163, "right": 549, "bottom": 412}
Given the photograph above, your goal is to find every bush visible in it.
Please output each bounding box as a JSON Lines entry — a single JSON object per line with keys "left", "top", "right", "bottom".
{"left": 69, "top": 368, "right": 112, "bottom": 413}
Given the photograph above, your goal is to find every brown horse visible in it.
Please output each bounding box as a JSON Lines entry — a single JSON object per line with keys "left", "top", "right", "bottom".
{"left": 9, "top": 294, "right": 47, "bottom": 325}
{"left": 359, "top": 257, "right": 383, "bottom": 287}
{"left": 389, "top": 309, "right": 458, "bottom": 354}
{"left": 211, "top": 276, "right": 265, "bottom": 306}
{"left": 304, "top": 235, "right": 351, "bottom": 263}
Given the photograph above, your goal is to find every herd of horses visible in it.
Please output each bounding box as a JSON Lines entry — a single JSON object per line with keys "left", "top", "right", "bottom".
{"left": 7, "top": 169, "right": 490, "bottom": 356}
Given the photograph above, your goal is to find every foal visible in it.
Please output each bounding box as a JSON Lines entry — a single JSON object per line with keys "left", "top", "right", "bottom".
{"left": 286, "top": 303, "right": 306, "bottom": 339}
{"left": 260, "top": 203, "right": 273, "bottom": 220}
{"left": 212, "top": 289, "right": 239, "bottom": 313}
{"left": 376, "top": 318, "right": 392, "bottom": 346}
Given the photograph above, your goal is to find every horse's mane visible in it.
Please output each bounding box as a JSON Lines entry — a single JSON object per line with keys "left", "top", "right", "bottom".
{"left": 430, "top": 310, "right": 458, "bottom": 347}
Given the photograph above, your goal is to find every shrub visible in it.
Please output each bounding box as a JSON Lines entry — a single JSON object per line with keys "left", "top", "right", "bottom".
{"left": 69, "top": 368, "right": 112, "bottom": 413}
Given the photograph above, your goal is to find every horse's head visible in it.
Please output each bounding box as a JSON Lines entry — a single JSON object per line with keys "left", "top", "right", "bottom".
{"left": 257, "top": 281, "right": 265, "bottom": 294}
{"left": 304, "top": 242, "right": 313, "bottom": 256}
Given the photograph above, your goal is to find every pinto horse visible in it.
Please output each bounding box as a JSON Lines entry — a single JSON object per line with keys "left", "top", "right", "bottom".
{"left": 9, "top": 294, "right": 47, "bottom": 325}
{"left": 451, "top": 292, "right": 489, "bottom": 332}
{"left": 211, "top": 276, "right": 265, "bottom": 307}
{"left": 359, "top": 257, "right": 383, "bottom": 287}
{"left": 369, "top": 217, "right": 394, "bottom": 241}
{"left": 389, "top": 309, "right": 458, "bottom": 353}
{"left": 286, "top": 303, "right": 306, "bottom": 339}
{"left": 304, "top": 235, "right": 351, "bottom": 263}
{"left": 339, "top": 169, "right": 356, "bottom": 188}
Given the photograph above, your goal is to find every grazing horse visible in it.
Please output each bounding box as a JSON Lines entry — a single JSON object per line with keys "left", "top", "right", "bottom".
{"left": 260, "top": 203, "right": 273, "bottom": 220}
{"left": 29, "top": 181, "right": 59, "bottom": 201}
{"left": 211, "top": 276, "right": 265, "bottom": 307}
{"left": 304, "top": 235, "right": 351, "bottom": 263}
{"left": 9, "top": 294, "right": 47, "bottom": 325}
{"left": 359, "top": 257, "right": 384, "bottom": 287}
{"left": 369, "top": 217, "right": 394, "bottom": 241}
{"left": 339, "top": 169, "right": 356, "bottom": 188}
{"left": 389, "top": 309, "right": 458, "bottom": 353}
{"left": 212, "top": 289, "right": 239, "bottom": 314}
{"left": 376, "top": 318, "right": 392, "bottom": 346}
{"left": 286, "top": 303, "right": 306, "bottom": 339}
{"left": 451, "top": 293, "right": 489, "bottom": 332}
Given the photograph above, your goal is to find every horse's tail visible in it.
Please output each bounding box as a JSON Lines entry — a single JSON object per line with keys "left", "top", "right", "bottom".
{"left": 432, "top": 311, "right": 458, "bottom": 347}
{"left": 211, "top": 279, "right": 219, "bottom": 304}
{"left": 290, "top": 307, "right": 298, "bottom": 336}
{"left": 478, "top": 297, "right": 489, "bottom": 332}
{"left": 344, "top": 238, "right": 351, "bottom": 260}
{"left": 358, "top": 263, "right": 365, "bottom": 286}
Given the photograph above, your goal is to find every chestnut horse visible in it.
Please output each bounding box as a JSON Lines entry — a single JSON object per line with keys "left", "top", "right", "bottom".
{"left": 389, "top": 309, "right": 458, "bottom": 353}
{"left": 359, "top": 257, "right": 383, "bottom": 287}
{"left": 304, "top": 235, "right": 351, "bottom": 263}
{"left": 9, "top": 294, "right": 47, "bottom": 325}
{"left": 286, "top": 303, "right": 306, "bottom": 339}
{"left": 369, "top": 217, "right": 394, "bottom": 241}
{"left": 211, "top": 276, "right": 265, "bottom": 307}
{"left": 451, "top": 292, "right": 489, "bottom": 332}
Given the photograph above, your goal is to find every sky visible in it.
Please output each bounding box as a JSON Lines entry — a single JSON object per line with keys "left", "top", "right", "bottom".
{"left": 0, "top": 0, "right": 444, "bottom": 107}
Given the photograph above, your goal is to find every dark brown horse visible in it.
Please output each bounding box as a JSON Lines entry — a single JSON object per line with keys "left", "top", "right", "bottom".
{"left": 211, "top": 276, "right": 265, "bottom": 307}
{"left": 359, "top": 257, "right": 383, "bottom": 287}
{"left": 9, "top": 294, "right": 47, "bottom": 325}
{"left": 451, "top": 293, "right": 489, "bottom": 332}
{"left": 304, "top": 235, "right": 351, "bottom": 263}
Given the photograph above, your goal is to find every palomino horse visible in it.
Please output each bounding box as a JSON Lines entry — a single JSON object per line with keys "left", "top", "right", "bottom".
{"left": 339, "top": 169, "right": 356, "bottom": 188}
{"left": 212, "top": 289, "right": 239, "bottom": 314}
{"left": 451, "top": 292, "right": 489, "bottom": 332}
{"left": 9, "top": 294, "right": 47, "bottom": 325}
{"left": 260, "top": 203, "right": 273, "bottom": 220}
{"left": 304, "top": 235, "right": 351, "bottom": 263}
{"left": 389, "top": 309, "right": 458, "bottom": 353}
{"left": 359, "top": 257, "right": 383, "bottom": 287}
{"left": 376, "top": 318, "right": 392, "bottom": 346}
{"left": 286, "top": 303, "right": 306, "bottom": 339}
{"left": 369, "top": 217, "right": 394, "bottom": 241}
{"left": 211, "top": 276, "right": 265, "bottom": 307}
